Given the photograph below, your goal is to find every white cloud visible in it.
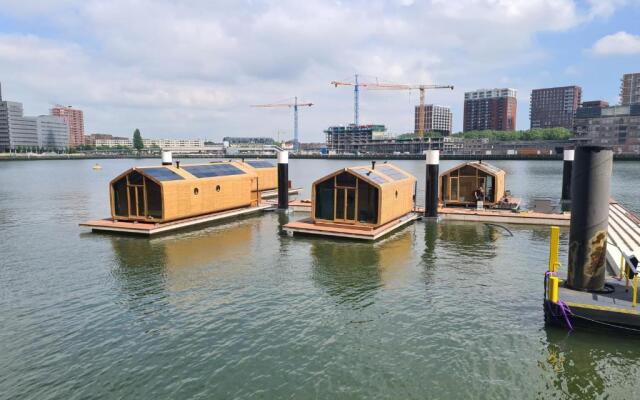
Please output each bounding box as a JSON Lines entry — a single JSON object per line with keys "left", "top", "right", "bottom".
{"left": 591, "top": 31, "right": 640, "bottom": 55}
{"left": 0, "top": 0, "right": 634, "bottom": 138}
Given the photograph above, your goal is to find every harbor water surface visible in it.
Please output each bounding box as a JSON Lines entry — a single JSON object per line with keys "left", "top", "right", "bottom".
{"left": 1, "top": 159, "right": 640, "bottom": 399}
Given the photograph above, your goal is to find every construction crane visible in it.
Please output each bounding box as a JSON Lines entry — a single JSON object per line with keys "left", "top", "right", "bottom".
{"left": 368, "top": 83, "right": 454, "bottom": 137}
{"left": 331, "top": 75, "right": 454, "bottom": 136}
{"left": 330, "top": 74, "right": 386, "bottom": 126}
{"left": 251, "top": 97, "right": 313, "bottom": 152}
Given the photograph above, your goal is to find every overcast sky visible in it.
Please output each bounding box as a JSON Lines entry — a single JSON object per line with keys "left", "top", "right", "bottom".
{"left": 0, "top": 0, "right": 639, "bottom": 142}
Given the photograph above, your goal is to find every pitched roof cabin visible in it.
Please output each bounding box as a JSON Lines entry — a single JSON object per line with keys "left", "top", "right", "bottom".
{"left": 312, "top": 163, "right": 416, "bottom": 228}
{"left": 109, "top": 160, "right": 276, "bottom": 223}
{"left": 439, "top": 161, "right": 506, "bottom": 207}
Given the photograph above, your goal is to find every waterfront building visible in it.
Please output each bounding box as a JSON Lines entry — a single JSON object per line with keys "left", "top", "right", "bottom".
{"left": 36, "top": 115, "right": 69, "bottom": 149}
{"left": 463, "top": 88, "right": 517, "bottom": 132}
{"left": 223, "top": 137, "right": 275, "bottom": 145}
{"left": 143, "top": 138, "right": 205, "bottom": 151}
{"left": 442, "top": 136, "right": 464, "bottom": 154}
{"left": 222, "top": 136, "right": 281, "bottom": 156}
{"left": 620, "top": 72, "right": 640, "bottom": 106}
{"left": 0, "top": 99, "right": 38, "bottom": 150}
{"left": 573, "top": 101, "right": 640, "bottom": 154}
{"left": 0, "top": 85, "right": 70, "bottom": 151}
{"left": 414, "top": 105, "right": 453, "bottom": 135}
{"left": 51, "top": 105, "right": 84, "bottom": 148}
{"left": 530, "top": 86, "right": 582, "bottom": 130}
{"left": 84, "top": 133, "right": 121, "bottom": 146}
{"left": 95, "top": 137, "right": 133, "bottom": 148}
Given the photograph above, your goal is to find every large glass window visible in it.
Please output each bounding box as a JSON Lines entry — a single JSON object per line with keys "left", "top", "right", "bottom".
{"left": 113, "top": 178, "right": 128, "bottom": 217}
{"left": 315, "top": 179, "right": 334, "bottom": 220}
{"left": 357, "top": 180, "right": 378, "bottom": 224}
{"left": 146, "top": 178, "right": 162, "bottom": 218}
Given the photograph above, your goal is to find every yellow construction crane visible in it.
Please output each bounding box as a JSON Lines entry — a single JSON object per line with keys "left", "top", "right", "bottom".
{"left": 369, "top": 83, "right": 454, "bottom": 137}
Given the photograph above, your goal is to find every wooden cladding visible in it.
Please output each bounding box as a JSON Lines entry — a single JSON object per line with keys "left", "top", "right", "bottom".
{"left": 109, "top": 161, "right": 276, "bottom": 223}
{"left": 311, "top": 164, "right": 416, "bottom": 228}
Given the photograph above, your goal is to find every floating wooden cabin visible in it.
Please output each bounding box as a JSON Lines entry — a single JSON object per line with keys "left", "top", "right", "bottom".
{"left": 439, "top": 161, "right": 506, "bottom": 207}
{"left": 311, "top": 163, "right": 416, "bottom": 228}
{"left": 109, "top": 161, "right": 276, "bottom": 223}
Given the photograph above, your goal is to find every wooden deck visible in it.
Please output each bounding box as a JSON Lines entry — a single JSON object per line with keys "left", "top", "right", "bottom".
{"left": 437, "top": 206, "right": 570, "bottom": 226}
{"left": 80, "top": 204, "right": 271, "bottom": 236}
{"left": 283, "top": 213, "right": 419, "bottom": 241}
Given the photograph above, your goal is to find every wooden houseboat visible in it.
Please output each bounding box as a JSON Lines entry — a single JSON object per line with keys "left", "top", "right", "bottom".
{"left": 109, "top": 161, "right": 270, "bottom": 223}
{"left": 438, "top": 161, "right": 508, "bottom": 208}
{"left": 312, "top": 163, "right": 416, "bottom": 227}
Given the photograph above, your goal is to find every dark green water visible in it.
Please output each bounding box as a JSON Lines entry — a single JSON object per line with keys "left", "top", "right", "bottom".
{"left": 1, "top": 159, "right": 639, "bottom": 399}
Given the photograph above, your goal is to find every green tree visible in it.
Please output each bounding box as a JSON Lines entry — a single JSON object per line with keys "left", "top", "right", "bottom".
{"left": 133, "top": 128, "right": 144, "bottom": 152}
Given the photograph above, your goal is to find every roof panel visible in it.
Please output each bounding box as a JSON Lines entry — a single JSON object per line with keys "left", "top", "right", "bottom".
{"left": 351, "top": 167, "right": 388, "bottom": 185}
{"left": 376, "top": 165, "right": 409, "bottom": 181}
{"left": 183, "top": 164, "right": 245, "bottom": 178}
{"left": 245, "top": 160, "right": 275, "bottom": 169}
{"left": 142, "top": 167, "right": 184, "bottom": 181}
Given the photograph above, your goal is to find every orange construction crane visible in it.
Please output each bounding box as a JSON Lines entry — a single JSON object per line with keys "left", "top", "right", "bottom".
{"left": 251, "top": 97, "right": 313, "bottom": 152}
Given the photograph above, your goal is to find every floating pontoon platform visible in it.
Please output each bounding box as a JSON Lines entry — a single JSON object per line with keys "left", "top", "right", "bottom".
{"left": 283, "top": 213, "right": 419, "bottom": 241}
{"left": 80, "top": 204, "right": 271, "bottom": 236}
{"left": 545, "top": 201, "right": 640, "bottom": 333}
{"left": 549, "top": 276, "right": 640, "bottom": 330}
{"left": 437, "top": 206, "right": 570, "bottom": 226}
{"left": 260, "top": 187, "right": 302, "bottom": 200}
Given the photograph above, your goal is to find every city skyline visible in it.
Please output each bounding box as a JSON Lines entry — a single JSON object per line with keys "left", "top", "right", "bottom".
{"left": 0, "top": 1, "right": 639, "bottom": 141}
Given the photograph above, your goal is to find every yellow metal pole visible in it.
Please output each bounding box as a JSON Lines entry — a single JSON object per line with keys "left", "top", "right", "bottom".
{"left": 620, "top": 254, "right": 626, "bottom": 280}
{"left": 633, "top": 275, "right": 638, "bottom": 307}
{"left": 549, "top": 276, "right": 559, "bottom": 303}
{"left": 549, "top": 226, "right": 560, "bottom": 272}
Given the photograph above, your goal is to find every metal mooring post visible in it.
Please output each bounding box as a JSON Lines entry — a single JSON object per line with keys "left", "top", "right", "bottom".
{"left": 424, "top": 150, "right": 439, "bottom": 218}
{"left": 566, "top": 146, "right": 613, "bottom": 291}
{"left": 561, "top": 148, "right": 574, "bottom": 211}
{"left": 277, "top": 150, "right": 289, "bottom": 210}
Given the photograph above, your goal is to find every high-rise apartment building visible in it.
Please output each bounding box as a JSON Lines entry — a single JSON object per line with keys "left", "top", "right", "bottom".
{"left": 414, "top": 104, "right": 453, "bottom": 135}
{"left": 463, "top": 88, "right": 517, "bottom": 132}
{"left": 51, "top": 105, "right": 84, "bottom": 147}
{"left": 530, "top": 85, "right": 581, "bottom": 130}
{"left": 620, "top": 73, "right": 640, "bottom": 106}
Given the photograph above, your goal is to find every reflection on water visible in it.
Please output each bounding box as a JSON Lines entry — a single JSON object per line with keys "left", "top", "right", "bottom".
{"left": 310, "top": 229, "right": 416, "bottom": 307}
{"left": 542, "top": 328, "right": 640, "bottom": 399}
{"left": 110, "top": 220, "right": 258, "bottom": 298}
{"left": 437, "top": 221, "right": 500, "bottom": 259}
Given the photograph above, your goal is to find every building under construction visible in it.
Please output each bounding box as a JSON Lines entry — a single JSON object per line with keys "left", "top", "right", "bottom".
{"left": 324, "top": 124, "right": 460, "bottom": 155}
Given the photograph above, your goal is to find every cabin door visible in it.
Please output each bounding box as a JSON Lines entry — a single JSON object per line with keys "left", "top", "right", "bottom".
{"left": 335, "top": 187, "right": 356, "bottom": 223}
